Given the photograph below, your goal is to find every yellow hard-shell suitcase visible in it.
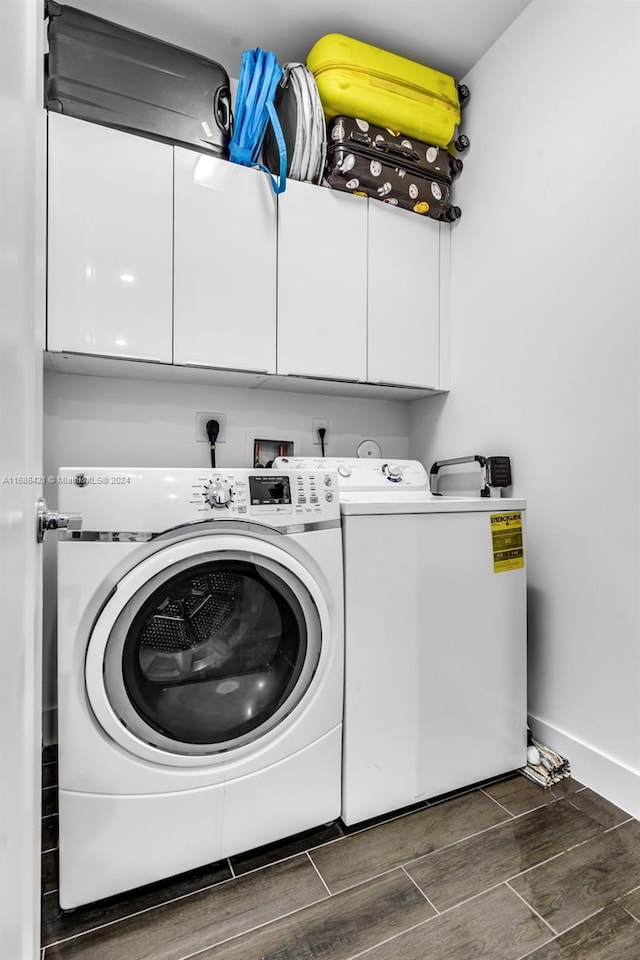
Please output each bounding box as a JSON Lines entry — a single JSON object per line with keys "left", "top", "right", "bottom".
{"left": 307, "top": 34, "right": 469, "bottom": 151}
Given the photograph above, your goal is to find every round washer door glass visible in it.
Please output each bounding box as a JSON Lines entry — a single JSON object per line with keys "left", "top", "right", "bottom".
{"left": 102, "top": 551, "right": 322, "bottom": 755}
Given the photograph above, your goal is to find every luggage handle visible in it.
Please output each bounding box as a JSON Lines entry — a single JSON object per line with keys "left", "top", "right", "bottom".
{"left": 348, "top": 131, "right": 422, "bottom": 165}
{"left": 214, "top": 87, "right": 233, "bottom": 138}
{"left": 372, "top": 140, "right": 421, "bottom": 164}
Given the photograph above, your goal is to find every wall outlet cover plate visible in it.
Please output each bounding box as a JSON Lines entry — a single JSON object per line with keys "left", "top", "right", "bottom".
{"left": 356, "top": 439, "right": 382, "bottom": 458}
{"left": 196, "top": 412, "right": 227, "bottom": 442}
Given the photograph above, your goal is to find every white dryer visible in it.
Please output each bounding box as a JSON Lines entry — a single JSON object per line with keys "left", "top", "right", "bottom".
{"left": 275, "top": 457, "right": 527, "bottom": 826}
{"left": 56, "top": 467, "right": 343, "bottom": 908}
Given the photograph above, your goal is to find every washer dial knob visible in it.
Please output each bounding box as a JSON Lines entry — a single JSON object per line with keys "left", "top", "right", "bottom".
{"left": 204, "top": 479, "right": 232, "bottom": 508}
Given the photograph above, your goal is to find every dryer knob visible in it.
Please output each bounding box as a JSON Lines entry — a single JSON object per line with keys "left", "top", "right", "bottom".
{"left": 383, "top": 463, "right": 404, "bottom": 481}
{"left": 337, "top": 465, "right": 352, "bottom": 478}
{"left": 204, "top": 480, "right": 232, "bottom": 508}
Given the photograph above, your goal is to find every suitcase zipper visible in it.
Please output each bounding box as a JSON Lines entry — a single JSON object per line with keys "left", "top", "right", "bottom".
{"left": 313, "top": 63, "right": 459, "bottom": 112}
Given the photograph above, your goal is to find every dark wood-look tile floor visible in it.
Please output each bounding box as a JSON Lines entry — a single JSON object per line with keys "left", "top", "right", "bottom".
{"left": 40, "top": 752, "right": 640, "bottom": 960}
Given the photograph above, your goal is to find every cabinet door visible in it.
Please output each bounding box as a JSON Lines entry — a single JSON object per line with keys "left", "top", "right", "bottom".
{"left": 47, "top": 114, "right": 173, "bottom": 361}
{"left": 368, "top": 202, "right": 441, "bottom": 388}
{"left": 174, "top": 150, "right": 277, "bottom": 373}
{"left": 277, "top": 180, "right": 367, "bottom": 382}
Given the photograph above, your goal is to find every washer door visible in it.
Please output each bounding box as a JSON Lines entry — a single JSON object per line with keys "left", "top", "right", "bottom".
{"left": 85, "top": 535, "right": 327, "bottom": 764}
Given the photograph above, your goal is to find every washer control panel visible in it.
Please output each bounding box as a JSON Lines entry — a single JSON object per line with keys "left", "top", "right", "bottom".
{"left": 273, "top": 457, "right": 429, "bottom": 491}
{"left": 189, "top": 470, "right": 338, "bottom": 521}
{"left": 56, "top": 468, "right": 340, "bottom": 532}
{"left": 203, "top": 478, "right": 233, "bottom": 508}
{"left": 291, "top": 470, "right": 336, "bottom": 513}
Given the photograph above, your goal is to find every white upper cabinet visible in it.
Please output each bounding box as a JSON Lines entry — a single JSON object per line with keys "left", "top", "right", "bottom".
{"left": 277, "top": 179, "right": 368, "bottom": 382}
{"left": 367, "top": 201, "right": 441, "bottom": 389}
{"left": 47, "top": 114, "right": 447, "bottom": 394}
{"left": 47, "top": 114, "right": 173, "bottom": 362}
{"left": 173, "top": 150, "right": 277, "bottom": 373}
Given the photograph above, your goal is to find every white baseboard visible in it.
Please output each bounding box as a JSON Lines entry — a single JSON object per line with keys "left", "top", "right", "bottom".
{"left": 42, "top": 707, "right": 57, "bottom": 749}
{"left": 528, "top": 714, "right": 639, "bottom": 820}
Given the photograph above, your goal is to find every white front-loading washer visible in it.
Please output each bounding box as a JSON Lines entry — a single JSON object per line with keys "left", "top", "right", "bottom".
{"left": 56, "top": 467, "right": 343, "bottom": 909}
{"left": 275, "top": 457, "right": 527, "bottom": 827}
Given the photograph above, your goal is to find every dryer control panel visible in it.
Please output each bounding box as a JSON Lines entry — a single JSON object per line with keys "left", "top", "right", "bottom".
{"left": 273, "top": 457, "right": 429, "bottom": 492}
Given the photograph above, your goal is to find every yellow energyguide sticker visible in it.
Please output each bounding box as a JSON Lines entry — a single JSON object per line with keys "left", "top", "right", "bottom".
{"left": 490, "top": 512, "right": 524, "bottom": 573}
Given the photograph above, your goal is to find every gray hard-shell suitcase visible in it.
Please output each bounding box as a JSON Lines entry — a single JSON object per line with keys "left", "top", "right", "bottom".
{"left": 46, "top": 1, "right": 232, "bottom": 156}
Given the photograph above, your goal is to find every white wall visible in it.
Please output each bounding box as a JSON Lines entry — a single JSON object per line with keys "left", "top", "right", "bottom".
{"left": 410, "top": 0, "right": 640, "bottom": 815}
{"left": 43, "top": 372, "right": 409, "bottom": 474}
{"left": 42, "top": 371, "right": 410, "bottom": 736}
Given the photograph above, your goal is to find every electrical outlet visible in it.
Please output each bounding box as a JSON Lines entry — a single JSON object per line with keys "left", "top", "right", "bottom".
{"left": 312, "top": 418, "right": 329, "bottom": 446}
{"left": 196, "top": 412, "right": 227, "bottom": 443}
